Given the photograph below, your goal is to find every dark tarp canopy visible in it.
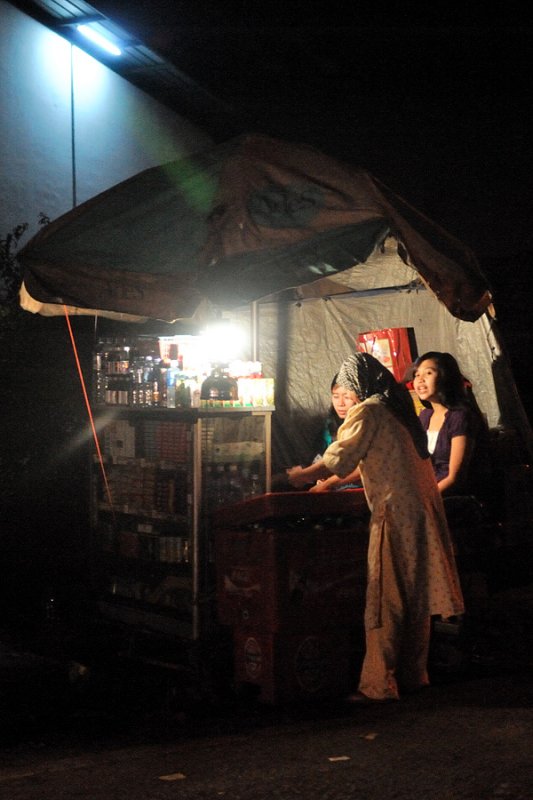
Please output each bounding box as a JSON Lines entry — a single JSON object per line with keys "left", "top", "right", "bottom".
{"left": 18, "top": 134, "right": 492, "bottom": 323}
{"left": 16, "top": 132, "right": 533, "bottom": 484}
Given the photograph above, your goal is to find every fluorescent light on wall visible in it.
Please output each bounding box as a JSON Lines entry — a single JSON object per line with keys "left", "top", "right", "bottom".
{"left": 77, "top": 24, "right": 121, "bottom": 56}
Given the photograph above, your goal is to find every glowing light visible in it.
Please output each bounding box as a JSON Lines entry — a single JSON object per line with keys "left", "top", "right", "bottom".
{"left": 71, "top": 46, "right": 108, "bottom": 105}
{"left": 77, "top": 24, "right": 121, "bottom": 56}
{"left": 198, "top": 322, "right": 248, "bottom": 364}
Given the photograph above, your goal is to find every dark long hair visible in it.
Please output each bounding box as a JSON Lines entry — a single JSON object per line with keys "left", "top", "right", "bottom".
{"left": 414, "top": 351, "right": 470, "bottom": 410}
{"left": 414, "top": 351, "right": 491, "bottom": 497}
{"left": 325, "top": 373, "right": 343, "bottom": 440}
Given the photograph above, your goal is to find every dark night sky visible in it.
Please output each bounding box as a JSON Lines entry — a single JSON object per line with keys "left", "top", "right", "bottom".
{"left": 96, "top": 2, "right": 533, "bottom": 267}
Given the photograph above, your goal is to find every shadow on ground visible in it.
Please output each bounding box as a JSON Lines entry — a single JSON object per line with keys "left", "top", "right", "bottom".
{"left": 0, "top": 583, "right": 532, "bottom": 750}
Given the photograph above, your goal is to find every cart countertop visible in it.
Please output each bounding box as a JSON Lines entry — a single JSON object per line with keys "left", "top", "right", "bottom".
{"left": 213, "top": 489, "right": 368, "bottom": 528}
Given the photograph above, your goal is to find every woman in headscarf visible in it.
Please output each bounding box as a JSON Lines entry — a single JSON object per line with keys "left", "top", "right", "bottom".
{"left": 287, "top": 352, "right": 464, "bottom": 702}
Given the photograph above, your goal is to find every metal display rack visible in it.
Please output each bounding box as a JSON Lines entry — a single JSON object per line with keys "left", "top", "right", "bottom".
{"left": 89, "top": 336, "right": 273, "bottom": 666}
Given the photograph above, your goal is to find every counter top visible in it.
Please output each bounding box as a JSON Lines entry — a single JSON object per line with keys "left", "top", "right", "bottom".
{"left": 213, "top": 489, "right": 368, "bottom": 527}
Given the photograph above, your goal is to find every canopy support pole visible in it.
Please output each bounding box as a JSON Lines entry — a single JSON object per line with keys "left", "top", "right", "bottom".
{"left": 251, "top": 300, "right": 258, "bottom": 362}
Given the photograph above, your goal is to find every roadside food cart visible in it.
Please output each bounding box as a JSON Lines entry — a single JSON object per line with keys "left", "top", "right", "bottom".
{"left": 17, "top": 134, "right": 533, "bottom": 699}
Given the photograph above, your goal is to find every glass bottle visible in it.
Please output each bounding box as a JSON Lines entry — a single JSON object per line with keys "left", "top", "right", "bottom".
{"left": 131, "top": 354, "right": 145, "bottom": 405}
{"left": 143, "top": 356, "right": 153, "bottom": 406}
{"left": 93, "top": 340, "right": 106, "bottom": 404}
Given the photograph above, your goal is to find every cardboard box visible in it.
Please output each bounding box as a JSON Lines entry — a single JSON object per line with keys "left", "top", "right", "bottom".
{"left": 215, "top": 523, "right": 368, "bottom": 631}
{"left": 232, "top": 628, "right": 361, "bottom": 704}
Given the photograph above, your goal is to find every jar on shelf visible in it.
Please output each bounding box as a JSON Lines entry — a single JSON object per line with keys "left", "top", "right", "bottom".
{"left": 200, "top": 364, "right": 238, "bottom": 402}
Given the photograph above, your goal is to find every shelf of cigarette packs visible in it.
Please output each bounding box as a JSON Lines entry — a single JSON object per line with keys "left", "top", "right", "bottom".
{"left": 92, "top": 409, "right": 195, "bottom": 638}
{"left": 91, "top": 410, "right": 195, "bottom": 615}
{"left": 95, "top": 415, "right": 192, "bottom": 516}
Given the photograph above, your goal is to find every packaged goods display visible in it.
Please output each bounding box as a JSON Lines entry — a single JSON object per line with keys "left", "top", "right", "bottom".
{"left": 90, "top": 334, "right": 273, "bottom": 644}
{"left": 93, "top": 336, "right": 274, "bottom": 409}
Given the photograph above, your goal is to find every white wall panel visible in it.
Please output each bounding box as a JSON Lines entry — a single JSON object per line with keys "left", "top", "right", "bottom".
{"left": 0, "top": 0, "right": 212, "bottom": 241}
{"left": 0, "top": 3, "right": 72, "bottom": 234}
{"left": 71, "top": 46, "right": 211, "bottom": 205}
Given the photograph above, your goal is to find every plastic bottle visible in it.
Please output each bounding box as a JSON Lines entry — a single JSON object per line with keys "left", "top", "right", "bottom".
{"left": 214, "top": 464, "right": 227, "bottom": 507}
{"left": 227, "top": 463, "right": 244, "bottom": 504}
{"left": 182, "top": 538, "right": 190, "bottom": 564}
{"left": 241, "top": 466, "right": 251, "bottom": 497}
{"left": 250, "top": 472, "right": 263, "bottom": 497}
{"left": 151, "top": 358, "right": 162, "bottom": 406}
{"left": 158, "top": 358, "right": 169, "bottom": 407}
{"left": 176, "top": 380, "right": 191, "bottom": 407}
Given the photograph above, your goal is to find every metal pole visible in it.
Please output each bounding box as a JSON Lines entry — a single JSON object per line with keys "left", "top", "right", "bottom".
{"left": 251, "top": 301, "right": 258, "bottom": 362}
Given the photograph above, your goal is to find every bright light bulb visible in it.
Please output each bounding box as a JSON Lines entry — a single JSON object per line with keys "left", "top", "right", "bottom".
{"left": 199, "top": 322, "right": 247, "bottom": 364}
{"left": 77, "top": 24, "right": 121, "bottom": 56}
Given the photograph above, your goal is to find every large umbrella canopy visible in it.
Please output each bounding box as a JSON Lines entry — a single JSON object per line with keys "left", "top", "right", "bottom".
{"left": 18, "top": 133, "right": 492, "bottom": 323}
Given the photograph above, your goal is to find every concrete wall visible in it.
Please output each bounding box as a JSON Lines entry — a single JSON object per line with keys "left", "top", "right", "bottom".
{"left": 0, "top": 0, "right": 213, "bottom": 242}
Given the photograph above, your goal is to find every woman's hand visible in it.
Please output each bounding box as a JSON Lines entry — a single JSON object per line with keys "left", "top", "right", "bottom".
{"left": 287, "top": 460, "right": 334, "bottom": 489}
{"left": 286, "top": 465, "right": 310, "bottom": 489}
{"left": 309, "top": 479, "right": 331, "bottom": 493}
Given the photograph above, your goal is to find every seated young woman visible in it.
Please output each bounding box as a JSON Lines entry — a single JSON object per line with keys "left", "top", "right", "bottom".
{"left": 310, "top": 374, "right": 362, "bottom": 493}
{"left": 412, "top": 351, "right": 488, "bottom": 497}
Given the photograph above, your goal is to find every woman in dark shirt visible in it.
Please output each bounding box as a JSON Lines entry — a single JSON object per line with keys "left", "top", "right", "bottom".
{"left": 312, "top": 374, "right": 362, "bottom": 491}
{"left": 412, "top": 352, "right": 486, "bottom": 496}
{"left": 319, "top": 374, "right": 348, "bottom": 452}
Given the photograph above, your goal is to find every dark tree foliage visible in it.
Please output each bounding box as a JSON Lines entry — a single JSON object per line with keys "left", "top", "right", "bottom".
{"left": 0, "top": 214, "right": 49, "bottom": 303}
{"left": 0, "top": 222, "right": 28, "bottom": 302}
{"left": 0, "top": 216, "right": 95, "bottom": 616}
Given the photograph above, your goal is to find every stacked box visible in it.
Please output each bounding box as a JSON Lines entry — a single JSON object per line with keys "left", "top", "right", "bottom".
{"left": 214, "top": 491, "right": 369, "bottom": 704}
{"left": 215, "top": 525, "right": 368, "bottom": 631}
{"left": 139, "top": 464, "right": 155, "bottom": 508}
{"left": 104, "top": 419, "right": 136, "bottom": 459}
{"left": 106, "top": 464, "right": 144, "bottom": 508}
{"left": 118, "top": 530, "right": 140, "bottom": 558}
{"left": 141, "top": 420, "right": 190, "bottom": 464}
{"left": 232, "top": 629, "right": 356, "bottom": 704}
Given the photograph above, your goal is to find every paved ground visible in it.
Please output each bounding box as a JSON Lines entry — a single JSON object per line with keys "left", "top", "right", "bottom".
{"left": 0, "top": 666, "right": 532, "bottom": 799}
{"left": 0, "top": 585, "right": 532, "bottom": 799}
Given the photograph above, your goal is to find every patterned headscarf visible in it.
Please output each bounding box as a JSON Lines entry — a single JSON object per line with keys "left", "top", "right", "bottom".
{"left": 337, "top": 352, "right": 429, "bottom": 460}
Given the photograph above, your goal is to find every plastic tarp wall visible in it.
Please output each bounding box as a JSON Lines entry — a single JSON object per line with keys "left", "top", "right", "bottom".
{"left": 228, "top": 238, "right": 530, "bottom": 471}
